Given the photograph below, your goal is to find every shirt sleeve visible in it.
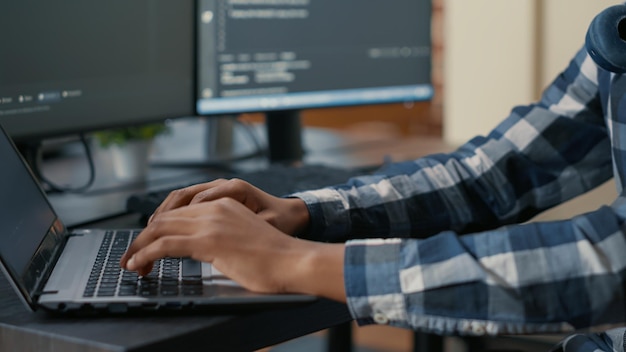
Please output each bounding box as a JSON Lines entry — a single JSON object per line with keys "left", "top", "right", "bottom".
{"left": 291, "top": 47, "right": 612, "bottom": 243}
{"left": 294, "top": 46, "right": 622, "bottom": 334}
{"left": 344, "top": 202, "right": 626, "bottom": 336}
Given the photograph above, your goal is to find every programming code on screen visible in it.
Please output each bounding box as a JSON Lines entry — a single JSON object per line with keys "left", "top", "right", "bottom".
{"left": 197, "top": 0, "right": 433, "bottom": 114}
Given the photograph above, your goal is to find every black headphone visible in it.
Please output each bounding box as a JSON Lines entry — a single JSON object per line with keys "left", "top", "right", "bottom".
{"left": 586, "top": 4, "right": 626, "bottom": 73}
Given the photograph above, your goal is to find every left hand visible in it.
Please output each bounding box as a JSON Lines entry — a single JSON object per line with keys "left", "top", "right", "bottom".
{"left": 149, "top": 178, "right": 310, "bottom": 236}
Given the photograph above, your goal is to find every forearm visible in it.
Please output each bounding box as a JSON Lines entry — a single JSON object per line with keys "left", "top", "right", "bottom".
{"left": 295, "top": 130, "right": 612, "bottom": 243}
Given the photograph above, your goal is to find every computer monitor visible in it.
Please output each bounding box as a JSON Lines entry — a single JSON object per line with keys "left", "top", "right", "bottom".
{"left": 196, "top": 0, "right": 433, "bottom": 162}
{"left": 0, "top": 1, "right": 194, "bottom": 144}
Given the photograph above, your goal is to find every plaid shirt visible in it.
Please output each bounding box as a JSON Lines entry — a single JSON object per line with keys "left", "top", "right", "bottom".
{"left": 293, "top": 46, "right": 626, "bottom": 336}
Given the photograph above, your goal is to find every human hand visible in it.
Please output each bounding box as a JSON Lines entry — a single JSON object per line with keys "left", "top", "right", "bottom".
{"left": 120, "top": 198, "right": 346, "bottom": 301}
{"left": 151, "top": 178, "right": 310, "bottom": 236}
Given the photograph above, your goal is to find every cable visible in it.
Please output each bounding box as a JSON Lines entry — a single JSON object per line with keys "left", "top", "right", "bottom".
{"left": 34, "top": 133, "right": 96, "bottom": 193}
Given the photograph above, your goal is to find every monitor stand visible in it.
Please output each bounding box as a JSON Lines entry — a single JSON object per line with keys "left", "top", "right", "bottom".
{"left": 150, "top": 115, "right": 260, "bottom": 168}
{"left": 265, "top": 110, "right": 304, "bottom": 164}
{"left": 151, "top": 112, "right": 306, "bottom": 167}
{"left": 204, "top": 115, "right": 236, "bottom": 162}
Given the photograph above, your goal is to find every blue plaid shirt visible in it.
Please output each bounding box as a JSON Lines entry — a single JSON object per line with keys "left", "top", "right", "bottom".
{"left": 293, "top": 46, "right": 626, "bottom": 336}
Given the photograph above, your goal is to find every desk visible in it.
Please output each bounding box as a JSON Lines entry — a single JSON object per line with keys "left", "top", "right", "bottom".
{"left": 0, "top": 127, "right": 451, "bottom": 352}
{"left": 0, "top": 275, "right": 350, "bottom": 352}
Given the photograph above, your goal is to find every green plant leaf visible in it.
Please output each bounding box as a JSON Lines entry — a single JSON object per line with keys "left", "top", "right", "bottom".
{"left": 93, "top": 123, "right": 170, "bottom": 148}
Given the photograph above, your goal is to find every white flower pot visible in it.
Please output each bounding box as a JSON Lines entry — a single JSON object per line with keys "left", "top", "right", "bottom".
{"left": 109, "top": 140, "right": 152, "bottom": 180}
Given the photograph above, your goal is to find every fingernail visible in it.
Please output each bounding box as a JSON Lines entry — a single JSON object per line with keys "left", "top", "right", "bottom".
{"left": 148, "top": 214, "right": 154, "bottom": 224}
{"left": 127, "top": 256, "right": 136, "bottom": 270}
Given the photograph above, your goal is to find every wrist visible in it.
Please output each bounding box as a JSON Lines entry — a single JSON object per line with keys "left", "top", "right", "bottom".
{"left": 286, "top": 241, "right": 346, "bottom": 302}
{"left": 284, "top": 197, "right": 311, "bottom": 236}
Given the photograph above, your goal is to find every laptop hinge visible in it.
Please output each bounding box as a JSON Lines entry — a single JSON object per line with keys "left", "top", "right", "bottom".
{"left": 35, "top": 290, "right": 59, "bottom": 296}
{"left": 66, "top": 233, "right": 84, "bottom": 237}
{"left": 66, "top": 230, "right": 88, "bottom": 237}
{"left": 29, "top": 232, "right": 69, "bottom": 300}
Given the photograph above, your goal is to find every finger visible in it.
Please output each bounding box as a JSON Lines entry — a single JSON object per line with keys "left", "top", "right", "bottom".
{"left": 188, "top": 178, "right": 246, "bottom": 205}
{"left": 121, "top": 216, "right": 196, "bottom": 268}
{"left": 125, "top": 235, "right": 198, "bottom": 275}
{"left": 189, "top": 179, "right": 269, "bottom": 212}
{"left": 151, "top": 184, "right": 206, "bottom": 219}
{"left": 127, "top": 261, "right": 154, "bottom": 277}
{"left": 151, "top": 179, "right": 230, "bottom": 221}
{"left": 124, "top": 201, "right": 239, "bottom": 270}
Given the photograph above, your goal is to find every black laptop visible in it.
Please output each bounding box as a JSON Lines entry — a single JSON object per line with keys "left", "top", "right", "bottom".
{"left": 0, "top": 125, "right": 315, "bottom": 313}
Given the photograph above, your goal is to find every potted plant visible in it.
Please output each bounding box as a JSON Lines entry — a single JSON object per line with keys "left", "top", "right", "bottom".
{"left": 93, "top": 123, "right": 169, "bottom": 180}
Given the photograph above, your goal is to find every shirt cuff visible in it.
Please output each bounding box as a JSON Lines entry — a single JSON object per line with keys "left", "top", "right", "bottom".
{"left": 290, "top": 188, "right": 352, "bottom": 242}
{"left": 344, "top": 238, "right": 410, "bottom": 328}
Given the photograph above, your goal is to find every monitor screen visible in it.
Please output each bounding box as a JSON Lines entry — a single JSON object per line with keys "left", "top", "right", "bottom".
{"left": 0, "top": 1, "right": 195, "bottom": 142}
{"left": 196, "top": 0, "right": 433, "bottom": 115}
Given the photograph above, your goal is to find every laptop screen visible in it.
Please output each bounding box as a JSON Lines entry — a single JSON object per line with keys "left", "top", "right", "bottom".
{"left": 0, "top": 126, "right": 59, "bottom": 301}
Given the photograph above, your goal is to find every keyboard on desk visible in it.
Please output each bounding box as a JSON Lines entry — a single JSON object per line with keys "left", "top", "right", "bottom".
{"left": 126, "top": 163, "right": 375, "bottom": 222}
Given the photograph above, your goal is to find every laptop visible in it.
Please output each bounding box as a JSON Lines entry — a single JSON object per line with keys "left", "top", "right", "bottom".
{"left": 0, "top": 125, "right": 316, "bottom": 314}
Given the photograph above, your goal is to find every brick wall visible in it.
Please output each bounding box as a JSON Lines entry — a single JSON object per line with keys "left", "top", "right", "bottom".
{"left": 430, "top": 0, "right": 444, "bottom": 135}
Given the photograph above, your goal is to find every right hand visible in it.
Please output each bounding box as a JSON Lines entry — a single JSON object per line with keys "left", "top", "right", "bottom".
{"left": 150, "top": 178, "right": 310, "bottom": 236}
{"left": 122, "top": 198, "right": 346, "bottom": 302}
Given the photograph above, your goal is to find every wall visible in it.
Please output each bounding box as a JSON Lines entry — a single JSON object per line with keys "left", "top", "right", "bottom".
{"left": 443, "top": 0, "right": 621, "bottom": 145}
{"left": 540, "top": 0, "right": 621, "bottom": 89}
{"left": 443, "top": 0, "right": 621, "bottom": 219}
{"left": 443, "top": 0, "right": 537, "bottom": 145}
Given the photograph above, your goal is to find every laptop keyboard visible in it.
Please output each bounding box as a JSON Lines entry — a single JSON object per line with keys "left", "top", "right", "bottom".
{"left": 83, "top": 230, "right": 203, "bottom": 298}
